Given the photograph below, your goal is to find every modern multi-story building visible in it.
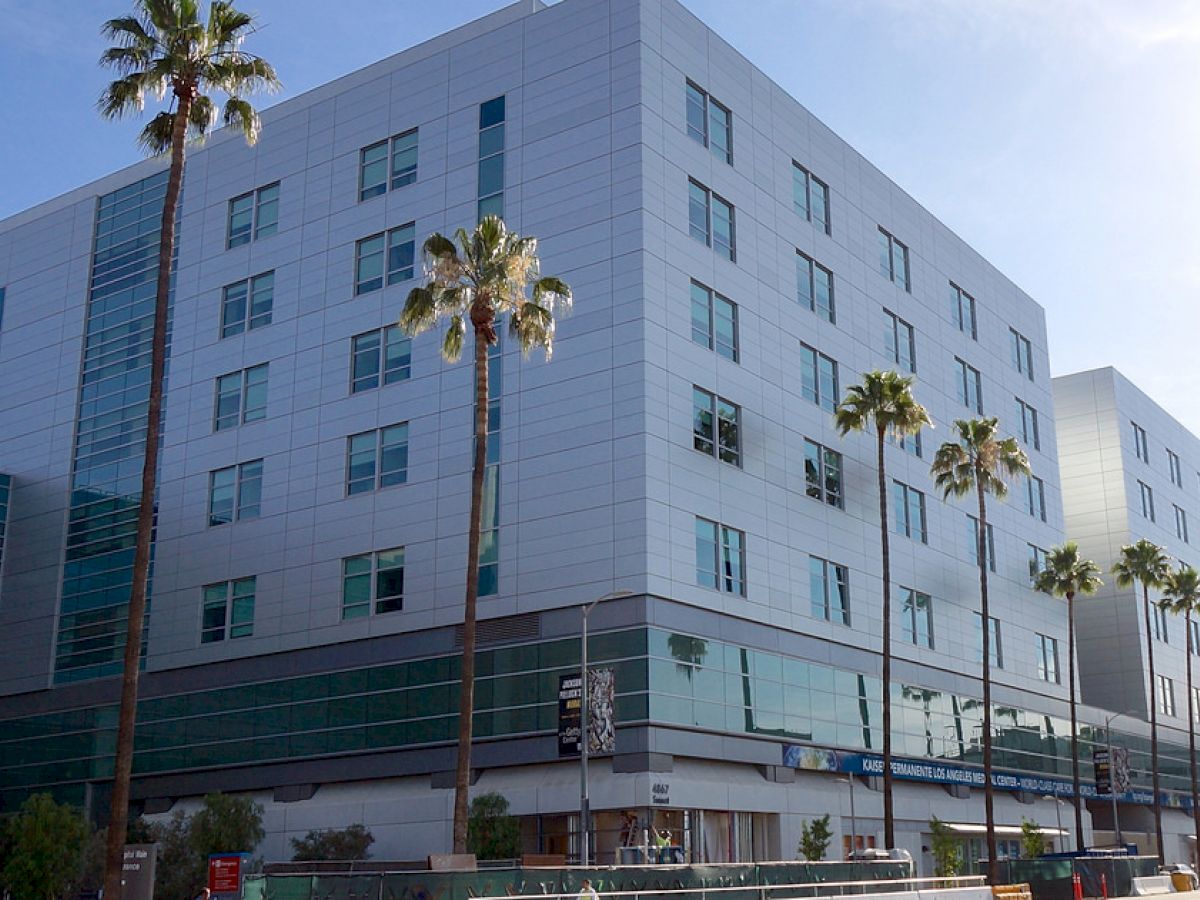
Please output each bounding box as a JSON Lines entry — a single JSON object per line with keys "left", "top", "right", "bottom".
{"left": 1055, "top": 366, "right": 1200, "bottom": 861}
{"left": 1, "top": 0, "right": 1187, "bottom": 870}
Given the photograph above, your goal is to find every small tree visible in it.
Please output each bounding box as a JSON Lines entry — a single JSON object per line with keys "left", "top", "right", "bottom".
{"left": 0, "top": 793, "right": 91, "bottom": 900}
{"left": 798, "top": 814, "right": 833, "bottom": 861}
{"left": 150, "top": 809, "right": 204, "bottom": 900}
{"left": 191, "top": 792, "right": 265, "bottom": 860}
{"left": 291, "top": 823, "right": 375, "bottom": 861}
{"left": 929, "top": 817, "right": 961, "bottom": 877}
{"left": 466, "top": 792, "right": 521, "bottom": 860}
{"left": 1020, "top": 819, "right": 1045, "bottom": 859}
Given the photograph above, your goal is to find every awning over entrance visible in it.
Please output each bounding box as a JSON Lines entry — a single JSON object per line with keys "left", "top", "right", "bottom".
{"left": 945, "top": 823, "right": 1068, "bottom": 836}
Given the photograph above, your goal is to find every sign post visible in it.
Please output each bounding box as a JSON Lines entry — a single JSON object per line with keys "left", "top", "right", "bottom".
{"left": 120, "top": 844, "right": 157, "bottom": 900}
{"left": 208, "top": 853, "right": 250, "bottom": 899}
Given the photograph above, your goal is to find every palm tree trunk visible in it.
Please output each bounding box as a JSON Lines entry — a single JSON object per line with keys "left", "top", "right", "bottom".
{"left": 102, "top": 92, "right": 193, "bottom": 900}
{"left": 1145, "top": 583, "right": 1163, "bottom": 864}
{"left": 877, "top": 425, "right": 895, "bottom": 850}
{"left": 1068, "top": 591, "right": 1084, "bottom": 850}
{"left": 452, "top": 314, "right": 491, "bottom": 854}
{"left": 976, "top": 480, "right": 997, "bottom": 886}
{"left": 1188, "top": 610, "right": 1199, "bottom": 865}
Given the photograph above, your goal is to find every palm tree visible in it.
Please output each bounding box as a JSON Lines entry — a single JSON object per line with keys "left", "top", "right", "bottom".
{"left": 98, "top": 3, "right": 277, "bottom": 895}
{"left": 834, "top": 370, "right": 931, "bottom": 849}
{"left": 1033, "top": 542, "right": 1102, "bottom": 851}
{"left": 1112, "top": 539, "right": 1171, "bottom": 863}
{"left": 930, "top": 417, "right": 1029, "bottom": 885}
{"left": 400, "top": 216, "right": 571, "bottom": 853}
{"left": 1159, "top": 565, "right": 1200, "bottom": 859}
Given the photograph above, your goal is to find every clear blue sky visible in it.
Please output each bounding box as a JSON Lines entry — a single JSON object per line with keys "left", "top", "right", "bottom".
{"left": 3, "top": 0, "right": 1198, "bottom": 430}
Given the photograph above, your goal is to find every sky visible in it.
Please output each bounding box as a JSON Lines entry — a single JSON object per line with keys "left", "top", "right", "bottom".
{"left": 2, "top": 0, "right": 1199, "bottom": 430}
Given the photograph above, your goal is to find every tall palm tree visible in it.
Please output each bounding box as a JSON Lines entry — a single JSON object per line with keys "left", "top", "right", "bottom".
{"left": 1159, "top": 565, "right": 1200, "bottom": 859}
{"left": 1033, "top": 542, "right": 1103, "bottom": 851}
{"left": 98, "top": 3, "right": 277, "bottom": 895}
{"left": 834, "top": 370, "right": 931, "bottom": 849}
{"left": 401, "top": 216, "right": 571, "bottom": 853}
{"left": 930, "top": 417, "right": 1029, "bottom": 885}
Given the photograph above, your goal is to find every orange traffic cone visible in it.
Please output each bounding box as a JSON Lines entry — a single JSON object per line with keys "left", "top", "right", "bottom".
{"left": 1073, "top": 873, "right": 1084, "bottom": 900}
{"left": 1100, "top": 874, "right": 1108, "bottom": 899}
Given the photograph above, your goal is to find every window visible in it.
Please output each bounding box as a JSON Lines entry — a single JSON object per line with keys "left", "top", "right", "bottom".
{"left": 208, "top": 460, "right": 263, "bottom": 526}
{"left": 955, "top": 358, "right": 983, "bottom": 413}
{"left": 799, "top": 343, "right": 839, "bottom": 412}
{"left": 973, "top": 614, "right": 1003, "bottom": 668}
{"left": 1139, "top": 480, "right": 1156, "bottom": 522}
{"left": 213, "top": 364, "right": 268, "bottom": 431}
{"left": 949, "top": 283, "right": 977, "bottom": 340}
{"left": 792, "top": 162, "right": 830, "bottom": 234}
{"left": 888, "top": 430, "right": 923, "bottom": 458}
{"left": 804, "top": 440, "right": 844, "bottom": 509}
{"left": 1192, "top": 619, "right": 1200, "bottom": 657}
{"left": 967, "top": 515, "right": 996, "bottom": 572}
{"left": 1009, "top": 328, "right": 1034, "bottom": 380}
{"left": 1153, "top": 603, "right": 1170, "bottom": 643}
{"left": 1014, "top": 398, "right": 1040, "bottom": 451}
{"left": 877, "top": 227, "right": 910, "bottom": 290}
{"left": 690, "top": 281, "right": 738, "bottom": 362}
{"left": 0, "top": 286, "right": 5, "bottom": 331}
{"left": 1036, "top": 634, "right": 1060, "bottom": 683}
{"left": 1193, "top": 685, "right": 1200, "bottom": 722}
{"left": 351, "top": 326, "right": 412, "bottom": 393}
{"left": 227, "top": 182, "right": 279, "bottom": 248}
{"left": 685, "top": 81, "right": 732, "bottom": 164}
{"left": 359, "top": 128, "right": 418, "bottom": 200}
{"left": 883, "top": 310, "right": 916, "bottom": 372}
{"left": 900, "top": 588, "right": 933, "bottom": 648}
{"left": 1132, "top": 422, "right": 1149, "bottom": 462}
{"left": 688, "top": 179, "right": 735, "bottom": 261}
{"left": 478, "top": 96, "right": 505, "bottom": 219}
{"left": 1159, "top": 674, "right": 1177, "bottom": 717}
{"left": 220, "top": 271, "right": 274, "bottom": 337}
{"left": 692, "top": 388, "right": 741, "bottom": 466}
{"left": 796, "top": 251, "right": 835, "bottom": 322}
{"left": 1028, "top": 544, "right": 1049, "bottom": 580}
{"left": 201, "top": 576, "right": 256, "bottom": 643}
{"left": 342, "top": 547, "right": 405, "bottom": 618}
{"left": 1176, "top": 505, "right": 1191, "bottom": 543}
{"left": 346, "top": 423, "right": 409, "bottom": 495}
{"left": 695, "top": 517, "right": 745, "bottom": 595}
{"left": 893, "top": 481, "right": 927, "bottom": 542}
{"left": 1169, "top": 449, "right": 1183, "bottom": 487}
{"left": 354, "top": 223, "right": 415, "bottom": 295}
{"left": 1025, "top": 475, "right": 1047, "bottom": 521}
{"left": 810, "top": 556, "right": 849, "bottom": 625}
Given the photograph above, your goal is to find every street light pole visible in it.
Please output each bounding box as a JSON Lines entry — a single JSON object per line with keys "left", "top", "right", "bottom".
{"left": 1106, "top": 712, "right": 1125, "bottom": 849}
{"left": 838, "top": 776, "right": 858, "bottom": 858}
{"left": 579, "top": 590, "right": 632, "bottom": 867}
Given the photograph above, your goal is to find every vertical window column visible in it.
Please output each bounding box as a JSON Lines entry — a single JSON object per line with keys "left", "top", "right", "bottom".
{"left": 479, "top": 339, "right": 502, "bottom": 596}
{"left": 478, "top": 96, "right": 505, "bottom": 220}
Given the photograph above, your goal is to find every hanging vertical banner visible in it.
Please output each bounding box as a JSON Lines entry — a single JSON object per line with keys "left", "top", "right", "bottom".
{"left": 558, "top": 668, "right": 616, "bottom": 756}
{"left": 558, "top": 673, "right": 582, "bottom": 757}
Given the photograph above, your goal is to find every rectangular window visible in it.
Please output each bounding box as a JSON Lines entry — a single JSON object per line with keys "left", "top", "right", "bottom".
{"left": 354, "top": 223, "right": 415, "bottom": 295}
{"left": 1139, "top": 480, "right": 1156, "bottom": 522}
{"left": 1010, "top": 328, "right": 1034, "bottom": 380}
{"left": 1193, "top": 685, "right": 1200, "bottom": 722}
{"left": 804, "top": 439, "right": 844, "bottom": 509}
{"left": 955, "top": 358, "right": 983, "bottom": 413}
{"left": 1026, "top": 475, "right": 1047, "bottom": 521}
{"left": 478, "top": 95, "right": 505, "bottom": 220}
{"left": 888, "top": 429, "right": 924, "bottom": 458}
{"left": 810, "top": 556, "right": 850, "bottom": 625}
{"left": 351, "top": 326, "right": 412, "bottom": 393}
{"left": 359, "top": 128, "right": 418, "bottom": 201}
{"left": 949, "top": 283, "right": 977, "bottom": 340}
{"left": 893, "top": 481, "right": 928, "bottom": 543}
{"left": 685, "top": 81, "right": 733, "bottom": 164}
{"left": 1176, "top": 505, "right": 1190, "bottom": 543}
{"left": 883, "top": 309, "right": 916, "bottom": 372}
{"left": 208, "top": 459, "right": 263, "bottom": 526}
{"left": 1169, "top": 449, "right": 1183, "bottom": 486}
{"left": 0, "top": 285, "right": 5, "bottom": 331}
{"left": 1191, "top": 619, "right": 1200, "bottom": 657}
{"left": 346, "top": 423, "right": 409, "bottom": 495}
{"left": 1014, "top": 397, "right": 1041, "bottom": 450}
{"left": 1028, "top": 544, "right": 1049, "bottom": 580}
{"left": 690, "top": 281, "right": 738, "bottom": 362}
{"left": 799, "top": 343, "right": 839, "bottom": 412}
{"left": 900, "top": 588, "right": 933, "bottom": 648}
{"left": 1153, "top": 604, "right": 1170, "bottom": 643}
{"left": 220, "top": 270, "right": 274, "bottom": 338}
{"left": 342, "top": 547, "right": 405, "bottom": 618}
{"left": 967, "top": 515, "right": 996, "bottom": 572}
{"left": 1036, "top": 633, "right": 1060, "bottom": 683}
{"left": 1159, "top": 674, "right": 1177, "bottom": 717}
{"left": 973, "top": 613, "right": 1003, "bottom": 668}
{"left": 695, "top": 517, "right": 745, "bottom": 596}
{"left": 201, "top": 576, "right": 256, "bottom": 643}
{"left": 688, "top": 179, "right": 735, "bottom": 261}
{"left": 1132, "top": 422, "right": 1149, "bottom": 462}
{"left": 796, "top": 251, "right": 835, "bottom": 322}
{"left": 877, "top": 227, "right": 910, "bottom": 291}
{"left": 793, "top": 162, "right": 830, "bottom": 234}
{"left": 692, "top": 387, "right": 741, "bottom": 466}
{"left": 213, "top": 363, "right": 268, "bottom": 431}
{"left": 227, "top": 182, "right": 279, "bottom": 248}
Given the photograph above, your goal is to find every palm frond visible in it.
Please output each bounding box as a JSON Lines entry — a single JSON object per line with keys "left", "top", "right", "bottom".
{"left": 532, "top": 276, "right": 573, "bottom": 311}
{"left": 510, "top": 302, "right": 555, "bottom": 358}
{"left": 399, "top": 287, "right": 438, "bottom": 337}
{"left": 834, "top": 370, "right": 929, "bottom": 440}
{"left": 189, "top": 94, "right": 218, "bottom": 137}
{"left": 98, "top": 74, "right": 152, "bottom": 119}
{"left": 206, "top": 0, "right": 254, "bottom": 46}
{"left": 1113, "top": 539, "right": 1171, "bottom": 591}
{"left": 137, "top": 111, "right": 177, "bottom": 155}
{"left": 221, "top": 96, "right": 261, "bottom": 144}
{"left": 441, "top": 315, "right": 467, "bottom": 363}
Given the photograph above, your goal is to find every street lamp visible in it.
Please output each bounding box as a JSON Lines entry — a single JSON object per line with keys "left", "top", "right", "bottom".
{"left": 579, "top": 589, "right": 633, "bottom": 867}
{"left": 1042, "top": 792, "right": 1067, "bottom": 853}
{"left": 837, "top": 776, "right": 858, "bottom": 858}
{"left": 1104, "top": 712, "right": 1129, "bottom": 850}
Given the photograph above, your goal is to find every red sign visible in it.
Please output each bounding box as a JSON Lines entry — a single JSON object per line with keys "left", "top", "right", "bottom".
{"left": 208, "top": 855, "right": 243, "bottom": 894}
